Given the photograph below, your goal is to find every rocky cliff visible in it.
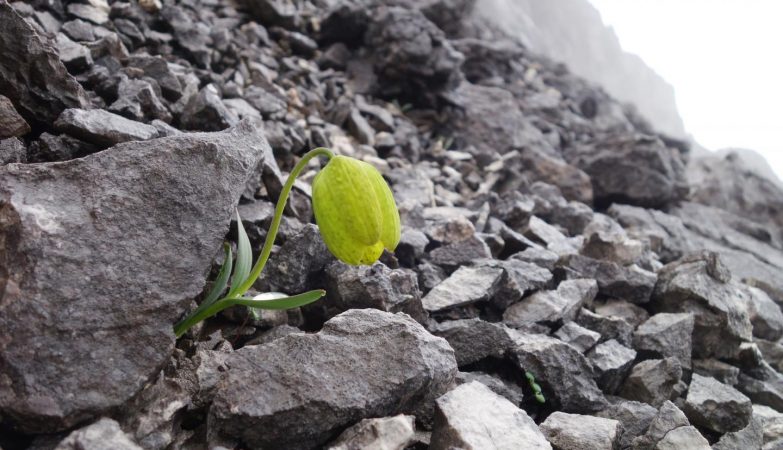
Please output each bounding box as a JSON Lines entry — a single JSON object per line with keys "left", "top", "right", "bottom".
{"left": 0, "top": 0, "right": 782, "bottom": 449}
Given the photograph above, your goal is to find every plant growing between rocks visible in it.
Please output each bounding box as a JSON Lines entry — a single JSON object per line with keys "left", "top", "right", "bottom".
{"left": 174, "top": 147, "right": 401, "bottom": 337}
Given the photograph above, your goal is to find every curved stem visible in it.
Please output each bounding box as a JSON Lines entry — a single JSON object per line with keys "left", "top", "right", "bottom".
{"left": 234, "top": 147, "right": 334, "bottom": 296}
{"left": 173, "top": 147, "right": 334, "bottom": 339}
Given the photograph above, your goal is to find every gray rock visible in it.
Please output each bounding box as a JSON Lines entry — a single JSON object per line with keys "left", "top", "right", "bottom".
{"left": 0, "top": 2, "right": 90, "bottom": 127}
{"left": 512, "top": 247, "right": 560, "bottom": 270}
{"left": 630, "top": 401, "right": 700, "bottom": 450}
{"left": 430, "top": 318, "right": 517, "bottom": 366}
{"left": 595, "top": 299, "right": 650, "bottom": 328}
{"left": 577, "top": 308, "right": 635, "bottom": 346}
{"left": 209, "top": 309, "right": 457, "bottom": 450}
{"left": 347, "top": 107, "right": 375, "bottom": 146}
{"left": 652, "top": 252, "right": 753, "bottom": 359}
{"left": 565, "top": 134, "right": 687, "bottom": 208}
{"left": 504, "top": 279, "right": 598, "bottom": 328}
{"left": 257, "top": 223, "right": 333, "bottom": 294}
{"left": 560, "top": 254, "right": 657, "bottom": 305}
{"left": 713, "top": 414, "right": 764, "bottom": 450}
{"left": 0, "top": 95, "right": 30, "bottom": 138}
{"left": 180, "top": 84, "right": 238, "bottom": 131}
{"left": 632, "top": 313, "right": 694, "bottom": 369}
{"left": 477, "top": 258, "right": 553, "bottom": 309}
{"left": 431, "top": 381, "right": 551, "bottom": 450}
{"left": 511, "top": 333, "right": 607, "bottom": 412}
{"left": 422, "top": 265, "right": 503, "bottom": 312}
{"left": 525, "top": 215, "right": 583, "bottom": 257}
{"left": 55, "top": 32, "right": 93, "bottom": 73}
{"left": 61, "top": 19, "right": 96, "bottom": 43}
{"left": 109, "top": 78, "right": 172, "bottom": 123}
{"left": 67, "top": 3, "right": 109, "bottom": 24}
{"left": 587, "top": 339, "right": 637, "bottom": 394}
{"left": 54, "top": 418, "right": 142, "bottom": 450}
{"left": 539, "top": 412, "right": 621, "bottom": 450}
{"left": 366, "top": 7, "right": 463, "bottom": 93}
{"left": 692, "top": 359, "right": 740, "bottom": 386}
{"left": 455, "top": 372, "right": 525, "bottom": 406}
{"left": 554, "top": 321, "right": 601, "bottom": 352}
{"left": 737, "top": 369, "right": 783, "bottom": 413}
{"left": 126, "top": 54, "right": 183, "bottom": 101}
{"left": 324, "top": 261, "right": 426, "bottom": 322}
{"left": 54, "top": 108, "right": 159, "bottom": 147}
{"left": 748, "top": 286, "right": 783, "bottom": 341}
{"left": 0, "top": 137, "right": 26, "bottom": 165}
{"left": 327, "top": 415, "right": 416, "bottom": 450}
{"left": 0, "top": 121, "right": 265, "bottom": 432}
{"left": 654, "top": 426, "right": 710, "bottom": 450}
{"left": 619, "top": 358, "right": 682, "bottom": 407}
{"left": 582, "top": 213, "right": 645, "bottom": 265}
{"left": 428, "top": 235, "right": 492, "bottom": 270}
{"left": 597, "top": 399, "right": 657, "bottom": 449}
{"left": 684, "top": 374, "right": 752, "bottom": 434}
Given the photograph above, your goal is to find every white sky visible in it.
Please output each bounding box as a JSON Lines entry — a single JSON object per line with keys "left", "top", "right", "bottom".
{"left": 587, "top": 0, "right": 783, "bottom": 179}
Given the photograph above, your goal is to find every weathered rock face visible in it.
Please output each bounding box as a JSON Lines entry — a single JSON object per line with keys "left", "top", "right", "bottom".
{"left": 684, "top": 374, "right": 752, "bottom": 434}
{"left": 0, "top": 121, "right": 265, "bottom": 432}
{"left": 326, "top": 414, "right": 416, "bottom": 450}
{"left": 430, "top": 381, "right": 552, "bottom": 450}
{"left": 539, "top": 412, "right": 621, "bottom": 450}
{"left": 53, "top": 418, "right": 142, "bottom": 450}
{"left": 0, "top": 1, "right": 90, "bottom": 127}
{"left": 208, "top": 309, "right": 457, "bottom": 449}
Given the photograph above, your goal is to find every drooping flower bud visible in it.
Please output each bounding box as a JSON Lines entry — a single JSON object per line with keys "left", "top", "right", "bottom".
{"left": 312, "top": 155, "right": 401, "bottom": 265}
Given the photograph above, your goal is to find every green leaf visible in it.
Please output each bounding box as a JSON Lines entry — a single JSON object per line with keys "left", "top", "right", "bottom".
{"left": 202, "top": 243, "right": 233, "bottom": 308}
{"left": 232, "top": 290, "right": 326, "bottom": 310}
{"left": 229, "top": 209, "right": 252, "bottom": 296}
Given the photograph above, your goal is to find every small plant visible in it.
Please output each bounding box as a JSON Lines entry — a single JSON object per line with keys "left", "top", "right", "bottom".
{"left": 526, "top": 371, "right": 546, "bottom": 404}
{"left": 174, "top": 148, "right": 401, "bottom": 338}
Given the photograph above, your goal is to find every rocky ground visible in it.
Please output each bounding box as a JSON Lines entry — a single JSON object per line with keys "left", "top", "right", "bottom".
{"left": 1, "top": 0, "right": 783, "bottom": 449}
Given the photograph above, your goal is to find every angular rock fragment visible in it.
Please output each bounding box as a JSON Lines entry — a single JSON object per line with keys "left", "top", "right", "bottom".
{"left": 0, "top": 120, "right": 265, "bottom": 432}
{"left": 324, "top": 261, "right": 426, "bottom": 322}
{"left": 422, "top": 265, "right": 503, "bottom": 312}
{"left": 560, "top": 254, "right": 656, "bottom": 304}
{"left": 430, "top": 381, "right": 551, "bottom": 450}
{"left": 0, "top": 95, "right": 30, "bottom": 138}
{"left": 109, "top": 78, "right": 172, "bottom": 123}
{"left": 54, "top": 418, "right": 142, "bottom": 450}
{"left": 0, "top": 137, "right": 26, "bottom": 164}
{"left": 692, "top": 359, "right": 740, "bottom": 386}
{"left": 629, "top": 401, "right": 710, "bottom": 450}
{"left": 747, "top": 285, "right": 783, "bottom": 341}
{"left": 430, "top": 318, "right": 517, "bottom": 366}
{"left": 180, "top": 84, "right": 238, "bottom": 131}
{"left": 683, "top": 374, "right": 752, "bottom": 434}
{"left": 0, "top": 2, "right": 90, "bottom": 126}
{"left": 618, "top": 358, "right": 682, "bottom": 407}
{"left": 652, "top": 252, "right": 753, "bottom": 358}
{"left": 596, "top": 399, "right": 657, "bottom": 449}
{"left": 327, "top": 415, "right": 415, "bottom": 450}
{"left": 577, "top": 308, "right": 634, "bottom": 346}
{"left": 554, "top": 322, "right": 601, "bottom": 352}
{"left": 653, "top": 426, "right": 710, "bottom": 450}
{"left": 511, "top": 333, "right": 606, "bottom": 412}
{"left": 55, "top": 33, "right": 93, "bottom": 73}
{"left": 504, "top": 279, "right": 597, "bottom": 329}
{"left": 257, "top": 223, "right": 333, "bottom": 294}
{"left": 454, "top": 372, "right": 525, "bottom": 406}
{"left": 632, "top": 313, "right": 694, "bottom": 369}
{"left": 209, "top": 309, "right": 457, "bottom": 450}
{"left": 539, "top": 412, "right": 621, "bottom": 450}
{"left": 54, "top": 108, "right": 159, "bottom": 147}
{"left": 712, "top": 414, "right": 764, "bottom": 450}
{"left": 428, "top": 235, "right": 492, "bottom": 270}
{"left": 477, "top": 258, "right": 553, "bottom": 309}
{"left": 587, "top": 339, "right": 637, "bottom": 394}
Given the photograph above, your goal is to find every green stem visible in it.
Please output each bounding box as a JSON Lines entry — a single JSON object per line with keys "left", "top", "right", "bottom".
{"left": 234, "top": 147, "right": 334, "bottom": 295}
{"left": 173, "top": 147, "right": 334, "bottom": 338}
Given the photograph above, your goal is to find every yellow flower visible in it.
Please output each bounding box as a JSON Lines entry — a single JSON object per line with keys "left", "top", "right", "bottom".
{"left": 312, "top": 155, "right": 401, "bottom": 265}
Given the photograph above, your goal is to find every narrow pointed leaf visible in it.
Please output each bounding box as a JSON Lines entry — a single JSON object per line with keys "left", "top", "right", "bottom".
{"left": 232, "top": 290, "right": 326, "bottom": 310}
{"left": 202, "top": 243, "right": 233, "bottom": 308}
{"left": 229, "top": 210, "right": 252, "bottom": 296}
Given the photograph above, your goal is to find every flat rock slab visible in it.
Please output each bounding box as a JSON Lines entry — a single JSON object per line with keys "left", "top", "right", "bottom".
{"left": 0, "top": 1, "right": 90, "bottom": 126}
{"left": 55, "top": 108, "right": 159, "bottom": 147}
{"left": 0, "top": 120, "right": 265, "bottom": 432}
{"left": 209, "top": 309, "right": 457, "bottom": 450}
{"left": 431, "top": 381, "right": 551, "bottom": 450}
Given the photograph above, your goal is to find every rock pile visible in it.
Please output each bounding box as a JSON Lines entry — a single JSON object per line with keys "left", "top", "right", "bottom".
{"left": 1, "top": 0, "right": 782, "bottom": 449}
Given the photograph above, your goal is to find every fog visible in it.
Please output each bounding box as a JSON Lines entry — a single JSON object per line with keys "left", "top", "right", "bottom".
{"left": 588, "top": 0, "right": 783, "bottom": 180}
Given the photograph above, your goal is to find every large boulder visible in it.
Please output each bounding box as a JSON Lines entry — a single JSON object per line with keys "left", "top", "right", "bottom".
{"left": 0, "top": 120, "right": 265, "bottom": 432}
{"left": 208, "top": 309, "right": 457, "bottom": 449}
